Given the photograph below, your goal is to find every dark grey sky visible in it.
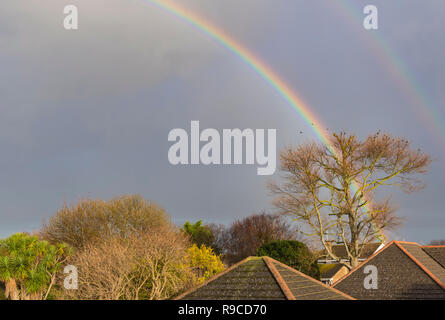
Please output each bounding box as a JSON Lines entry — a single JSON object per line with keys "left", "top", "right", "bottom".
{"left": 1, "top": 0, "right": 444, "bottom": 243}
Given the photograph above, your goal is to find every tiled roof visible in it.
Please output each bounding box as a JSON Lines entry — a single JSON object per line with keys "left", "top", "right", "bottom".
{"left": 176, "top": 256, "right": 353, "bottom": 300}
{"left": 268, "top": 259, "right": 352, "bottom": 300}
{"left": 396, "top": 242, "right": 445, "bottom": 285}
{"left": 333, "top": 241, "right": 445, "bottom": 300}
{"left": 422, "top": 246, "right": 445, "bottom": 269}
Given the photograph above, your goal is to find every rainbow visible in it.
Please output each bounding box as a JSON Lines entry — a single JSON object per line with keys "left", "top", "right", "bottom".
{"left": 331, "top": 1, "right": 445, "bottom": 154}
{"left": 145, "top": 0, "right": 386, "bottom": 240}
{"left": 146, "top": 0, "right": 331, "bottom": 148}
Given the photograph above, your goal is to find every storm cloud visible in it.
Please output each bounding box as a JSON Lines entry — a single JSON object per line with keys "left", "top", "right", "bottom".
{"left": 1, "top": 0, "right": 444, "bottom": 243}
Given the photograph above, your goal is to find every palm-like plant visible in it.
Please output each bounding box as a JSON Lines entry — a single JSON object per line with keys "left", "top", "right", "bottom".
{"left": 0, "top": 233, "right": 71, "bottom": 300}
{"left": 0, "top": 255, "right": 18, "bottom": 299}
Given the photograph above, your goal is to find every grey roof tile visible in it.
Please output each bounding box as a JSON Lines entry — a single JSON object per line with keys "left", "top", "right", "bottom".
{"left": 334, "top": 241, "right": 445, "bottom": 300}
{"left": 176, "top": 256, "right": 353, "bottom": 300}
{"left": 398, "top": 242, "right": 445, "bottom": 285}
{"left": 422, "top": 246, "right": 445, "bottom": 269}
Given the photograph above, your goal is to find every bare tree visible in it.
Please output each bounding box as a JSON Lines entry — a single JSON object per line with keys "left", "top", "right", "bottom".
{"left": 41, "top": 195, "right": 171, "bottom": 249}
{"left": 218, "top": 213, "right": 300, "bottom": 265}
{"left": 61, "top": 227, "right": 194, "bottom": 300}
{"left": 270, "top": 131, "right": 431, "bottom": 269}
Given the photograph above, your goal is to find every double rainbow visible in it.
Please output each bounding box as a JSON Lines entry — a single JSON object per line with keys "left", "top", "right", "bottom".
{"left": 146, "top": 0, "right": 385, "bottom": 240}
{"left": 331, "top": 0, "right": 445, "bottom": 153}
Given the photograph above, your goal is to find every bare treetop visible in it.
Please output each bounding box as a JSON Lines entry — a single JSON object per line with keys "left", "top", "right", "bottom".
{"left": 270, "top": 131, "right": 431, "bottom": 269}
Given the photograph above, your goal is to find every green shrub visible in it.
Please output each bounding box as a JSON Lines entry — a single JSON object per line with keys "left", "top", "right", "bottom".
{"left": 257, "top": 240, "right": 320, "bottom": 279}
{"left": 0, "top": 233, "right": 71, "bottom": 300}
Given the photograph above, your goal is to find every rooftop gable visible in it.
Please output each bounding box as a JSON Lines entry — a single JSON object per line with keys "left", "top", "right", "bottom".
{"left": 176, "top": 256, "right": 353, "bottom": 300}
{"left": 396, "top": 242, "right": 445, "bottom": 287}
{"left": 333, "top": 241, "right": 445, "bottom": 300}
{"left": 264, "top": 257, "right": 353, "bottom": 300}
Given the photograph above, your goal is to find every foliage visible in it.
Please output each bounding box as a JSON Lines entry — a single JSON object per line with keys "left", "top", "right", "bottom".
{"left": 270, "top": 131, "right": 430, "bottom": 268}
{"left": 40, "top": 194, "right": 171, "bottom": 249}
{"left": 182, "top": 220, "right": 222, "bottom": 254}
{"left": 0, "top": 233, "right": 71, "bottom": 300}
{"left": 219, "top": 213, "right": 300, "bottom": 265}
{"left": 257, "top": 240, "right": 320, "bottom": 279}
{"left": 182, "top": 221, "right": 214, "bottom": 249}
{"left": 187, "top": 244, "right": 225, "bottom": 283}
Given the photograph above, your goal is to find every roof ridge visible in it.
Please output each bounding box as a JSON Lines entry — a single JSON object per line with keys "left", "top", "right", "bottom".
{"left": 263, "top": 257, "right": 295, "bottom": 300}
{"left": 333, "top": 240, "right": 395, "bottom": 286}
{"left": 422, "top": 245, "right": 445, "bottom": 248}
{"left": 173, "top": 256, "right": 255, "bottom": 300}
{"left": 394, "top": 242, "right": 445, "bottom": 290}
{"left": 264, "top": 256, "right": 355, "bottom": 300}
{"left": 394, "top": 241, "right": 420, "bottom": 245}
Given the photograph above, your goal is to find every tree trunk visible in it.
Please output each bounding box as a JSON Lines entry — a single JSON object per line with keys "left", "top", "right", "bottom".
{"left": 350, "top": 256, "right": 359, "bottom": 269}
{"left": 5, "top": 279, "right": 19, "bottom": 300}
